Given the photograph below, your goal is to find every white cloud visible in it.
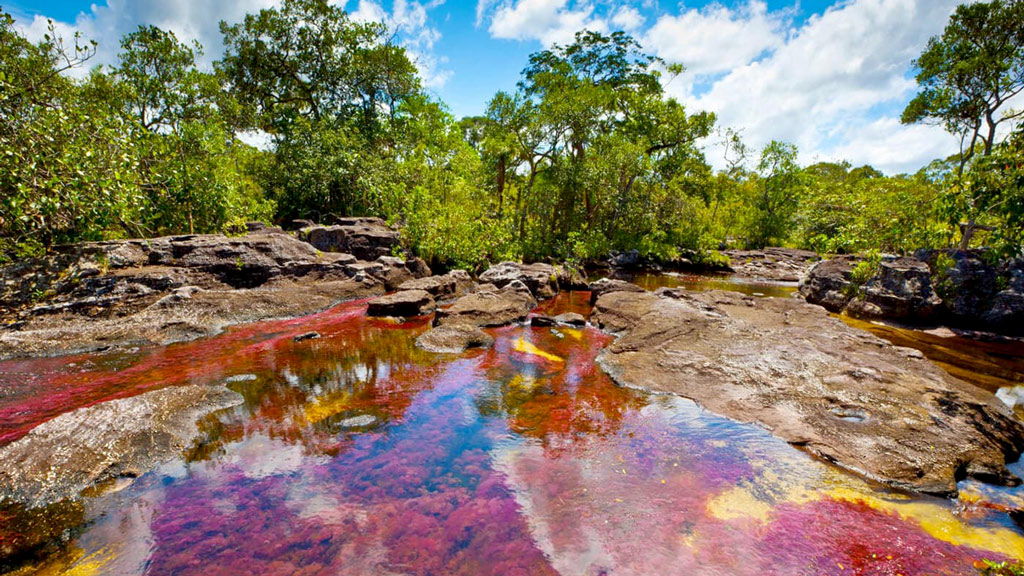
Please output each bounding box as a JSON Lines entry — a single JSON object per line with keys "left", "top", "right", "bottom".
{"left": 13, "top": 0, "right": 451, "bottom": 87}
{"left": 659, "top": 0, "right": 966, "bottom": 174}
{"left": 611, "top": 6, "right": 645, "bottom": 31}
{"left": 644, "top": 1, "right": 788, "bottom": 76}
{"left": 487, "top": 0, "right": 606, "bottom": 46}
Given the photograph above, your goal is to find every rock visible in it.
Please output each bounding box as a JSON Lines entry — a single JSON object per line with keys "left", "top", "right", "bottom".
{"left": 293, "top": 331, "right": 321, "bottom": 342}
{"left": 531, "top": 315, "right": 557, "bottom": 327}
{"left": 479, "top": 261, "right": 558, "bottom": 299}
{"left": 245, "top": 221, "right": 284, "bottom": 235}
{"left": 724, "top": 247, "right": 820, "bottom": 282}
{"left": 398, "top": 270, "right": 474, "bottom": 300}
{"left": 366, "top": 290, "right": 436, "bottom": 317}
{"left": 290, "top": 219, "right": 316, "bottom": 230}
{"left": 609, "top": 249, "right": 641, "bottom": 269}
{"left": 360, "top": 256, "right": 429, "bottom": 291}
{"left": 799, "top": 256, "right": 858, "bottom": 312}
{"left": 846, "top": 257, "right": 941, "bottom": 321}
{"left": 435, "top": 282, "right": 537, "bottom": 327}
{"left": 334, "top": 414, "right": 378, "bottom": 429}
{"left": 299, "top": 222, "right": 400, "bottom": 261}
{"left": 0, "top": 385, "right": 243, "bottom": 507}
{"left": 554, "top": 263, "right": 589, "bottom": 290}
{"left": 415, "top": 324, "right": 495, "bottom": 354}
{"left": 593, "top": 288, "right": 1024, "bottom": 495}
{"left": 587, "top": 277, "right": 646, "bottom": 305}
{"left": 917, "top": 249, "right": 999, "bottom": 322}
{"left": 553, "top": 312, "right": 586, "bottom": 326}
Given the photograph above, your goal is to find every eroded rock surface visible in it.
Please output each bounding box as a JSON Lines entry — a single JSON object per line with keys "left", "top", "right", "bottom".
{"left": 435, "top": 282, "right": 537, "bottom": 327}
{"left": 298, "top": 218, "right": 400, "bottom": 261}
{"left": 587, "top": 277, "right": 646, "bottom": 305}
{"left": 398, "top": 270, "right": 474, "bottom": 301}
{"left": 0, "top": 385, "right": 242, "bottom": 507}
{"left": 593, "top": 288, "right": 1024, "bottom": 495}
{"left": 0, "top": 230, "right": 422, "bottom": 359}
{"left": 479, "top": 262, "right": 558, "bottom": 299}
{"left": 366, "top": 290, "right": 436, "bottom": 317}
{"left": 724, "top": 247, "right": 819, "bottom": 282}
{"left": 415, "top": 324, "right": 495, "bottom": 354}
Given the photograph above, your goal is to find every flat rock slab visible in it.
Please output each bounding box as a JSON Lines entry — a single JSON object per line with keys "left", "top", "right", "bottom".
{"left": 415, "top": 324, "right": 495, "bottom": 354}
{"left": 0, "top": 385, "right": 243, "bottom": 507}
{"left": 366, "top": 290, "right": 436, "bottom": 317}
{"left": 434, "top": 283, "right": 537, "bottom": 327}
{"left": 593, "top": 288, "right": 1024, "bottom": 496}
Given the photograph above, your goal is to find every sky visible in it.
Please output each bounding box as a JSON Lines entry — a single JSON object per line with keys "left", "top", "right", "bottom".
{"left": 4, "top": 0, "right": 977, "bottom": 174}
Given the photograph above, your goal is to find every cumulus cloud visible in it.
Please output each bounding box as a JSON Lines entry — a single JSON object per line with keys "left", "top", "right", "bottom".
{"left": 486, "top": 0, "right": 606, "bottom": 46}
{"left": 671, "top": 0, "right": 964, "bottom": 173}
{"left": 644, "top": 1, "right": 788, "bottom": 77}
{"left": 610, "top": 6, "right": 645, "bottom": 31}
{"left": 13, "top": 0, "right": 452, "bottom": 87}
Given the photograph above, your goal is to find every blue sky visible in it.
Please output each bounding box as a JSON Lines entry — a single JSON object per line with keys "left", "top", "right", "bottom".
{"left": 6, "top": 0, "right": 975, "bottom": 173}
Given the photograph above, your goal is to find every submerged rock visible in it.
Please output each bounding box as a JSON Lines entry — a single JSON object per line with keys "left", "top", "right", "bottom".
{"left": 415, "top": 324, "right": 494, "bottom": 354}
{"left": 293, "top": 331, "right": 321, "bottom": 342}
{"left": 593, "top": 288, "right": 1024, "bottom": 496}
{"left": 366, "top": 290, "right": 436, "bottom": 317}
{"left": 0, "top": 385, "right": 242, "bottom": 508}
{"left": 434, "top": 282, "right": 537, "bottom": 328}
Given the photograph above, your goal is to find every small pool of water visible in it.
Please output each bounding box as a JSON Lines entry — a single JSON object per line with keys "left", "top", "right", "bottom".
{"left": 595, "top": 270, "right": 798, "bottom": 299}
{"left": 1, "top": 291, "right": 1022, "bottom": 575}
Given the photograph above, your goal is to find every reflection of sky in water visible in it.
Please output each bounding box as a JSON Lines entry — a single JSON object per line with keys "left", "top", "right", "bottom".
{"left": 1, "top": 295, "right": 1023, "bottom": 576}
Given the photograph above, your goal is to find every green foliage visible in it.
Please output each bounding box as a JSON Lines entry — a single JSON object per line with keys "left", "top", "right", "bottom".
{"left": 976, "top": 559, "right": 1024, "bottom": 576}
{"left": 902, "top": 0, "right": 1024, "bottom": 252}
{"left": 844, "top": 251, "right": 881, "bottom": 298}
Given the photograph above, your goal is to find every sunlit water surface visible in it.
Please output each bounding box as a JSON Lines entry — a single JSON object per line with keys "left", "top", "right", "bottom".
{"left": 1, "top": 286, "right": 1023, "bottom": 576}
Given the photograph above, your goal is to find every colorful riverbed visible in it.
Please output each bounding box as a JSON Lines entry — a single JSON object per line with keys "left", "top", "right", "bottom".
{"left": 1, "top": 290, "right": 1023, "bottom": 575}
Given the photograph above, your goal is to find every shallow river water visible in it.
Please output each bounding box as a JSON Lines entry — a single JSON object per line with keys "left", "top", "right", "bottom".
{"left": 1, "top": 283, "right": 1023, "bottom": 575}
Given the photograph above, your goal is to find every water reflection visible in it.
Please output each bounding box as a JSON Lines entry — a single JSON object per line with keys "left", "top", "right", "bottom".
{"left": 1, "top": 295, "right": 1022, "bottom": 575}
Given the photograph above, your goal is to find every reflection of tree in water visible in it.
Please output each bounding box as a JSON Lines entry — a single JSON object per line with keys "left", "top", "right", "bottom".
{"left": 475, "top": 325, "right": 647, "bottom": 454}
{"left": 186, "top": 317, "right": 444, "bottom": 463}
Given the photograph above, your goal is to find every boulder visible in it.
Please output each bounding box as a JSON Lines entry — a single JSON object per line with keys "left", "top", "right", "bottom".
{"left": 435, "top": 282, "right": 537, "bottom": 327}
{"left": 530, "top": 315, "right": 557, "bottom": 327}
{"left": 593, "top": 288, "right": 1024, "bottom": 496}
{"left": 366, "top": 290, "right": 436, "bottom": 317}
{"left": 553, "top": 312, "right": 586, "bottom": 326}
{"left": 299, "top": 222, "right": 400, "bottom": 261}
{"left": 799, "top": 256, "right": 857, "bottom": 312}
{"left": 415, "top": 324, "right": 495, "bottom": 354}
{"left": 398, "top": 269, "right": 474, "bottom": 300}
{"left": 0, "top": 385, "right": 243, "bottom": 507}
{"left": 479, "top": 261, "right": 558, "bottom": 299}
{"left": 608, "top": 249, "right": 641, "bottom": 269}
{"left": 554, "top": 264, "right": 589, "bottom": 290}
{"left": 587, "top": 277, "right": 646, "bottom": 305}
{"left": 846, "top": 257, "right": 941, "bottom": 321}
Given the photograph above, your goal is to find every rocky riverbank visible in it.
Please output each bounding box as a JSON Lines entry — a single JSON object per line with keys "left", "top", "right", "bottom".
{"left": 2, "top": 236, "right": 1023, "bottom": 507}
{"left": 0, "top": 219, "right": 425, "bottom": 360}
{"left": 592, "top": 287, "right": 1024, "bottom": 495}
{"left": 800, "top": 250, "right": 1024, "bottom": 336}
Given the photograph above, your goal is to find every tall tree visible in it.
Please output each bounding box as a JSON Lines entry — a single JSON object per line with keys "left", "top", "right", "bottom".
{"left": 902, "top": 0, "right": 1024, "bottom": 249}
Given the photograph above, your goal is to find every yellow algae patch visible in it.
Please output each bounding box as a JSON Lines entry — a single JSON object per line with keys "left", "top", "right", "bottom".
{"left": 513, "top": 338, "right": 564, "bottom": 363}
{"left": 304, "top": 390, "right": 356, "bottom": 424}
{"left": 706, "top": 486, "right": 773, "bottom": 524}
{"left": 508, "top": 374, "right": 540, "bottom": 392}
{"left": 12, "top": 546, "right": 115, "bottom": 576}
{"left": 827, "top": 486, "right": 1024, "bottom": 560}
{"left": 560, "top": 328, "right": 583, "bottom": 340}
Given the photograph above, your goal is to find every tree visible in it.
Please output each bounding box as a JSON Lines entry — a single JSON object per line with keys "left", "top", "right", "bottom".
{"left": 902, "top": 0, "right": 1024, "bottom": 249}
{"left": 748, "top": 141, "right": 802, "bottom": 248}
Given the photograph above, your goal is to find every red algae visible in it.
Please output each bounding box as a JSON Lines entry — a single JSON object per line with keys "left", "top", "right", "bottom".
{"left": 2, "top": 291, "right": 1022, "bottom": 575}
